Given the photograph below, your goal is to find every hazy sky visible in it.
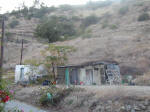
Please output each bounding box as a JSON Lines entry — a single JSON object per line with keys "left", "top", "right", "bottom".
{"left": 0, "top": 0, "right": 103, "bottom": 14}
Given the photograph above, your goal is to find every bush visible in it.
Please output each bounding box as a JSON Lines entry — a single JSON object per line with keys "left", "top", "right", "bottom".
{"left": 102, "top": 22, "right": 109, "bottom": 29}
{"left": 0, "top": 80, "right": 14, "bottom": 111}
{"left": 86, "top": 1, "right": 113, "bottom": 10}
{"left": 5, "top": 32, "right": 12, "bottom": 38}
{"left": 9, "top": 20, "right": 19, "bottom": 28}
{"left": 59, "top": 5, "right": 74, "bottom": 11}
{"left": 138, "top": 13, "right": 150, "bottom": 21}
{"left": 35, "top": 16, "right": 76, "bottom": 43}
{"left": 10, "top": 6, "right": 56, "bottom": 20}
{"left": 109, "top": 24, "right": 118, "bottom": 30}
{"left": 29, "top": 6, "right": 56, "bottom": 19}
{"left": 71, "top": 16, "right": 80, "bottom": 21}
{"left": 119, "top": 6, "right": 129, "bottom": 15}
{"left": 134, "top": 1, "right": 144, "bottom": 6}
{"left": 81, "top": 15, "right": 99, "bottom": 28}
{"left": 133, "top": 71, "right": 150, "bottom": 86}
{"left": 39, "top": 86, "right": 73, "bottom": 106}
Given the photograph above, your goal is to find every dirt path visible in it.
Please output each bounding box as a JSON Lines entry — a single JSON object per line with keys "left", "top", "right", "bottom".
{"left": 5, "top": 100, "right": 48, "bottom": 112}
{"left": 11, "top": 85, "right": 150, "bottom": 112}
{"left": 79, "top": 85, "right": 150, "bottom": 98}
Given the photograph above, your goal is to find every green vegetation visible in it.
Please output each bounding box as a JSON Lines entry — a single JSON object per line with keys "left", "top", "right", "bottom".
{"left": 24, "top": 59, "right": 41, "bottom": 66}
{"left": 41, "top": 44, "right": 75, "bottom": 81}
{"left": 35, "top": 16, "right": 76, "bottom": 43}
{"left": 23, "top": 44, "right": 75, "bottom": 83}
{"left": 5, "top": 32, "right": 12, "bottom": 38}
{"left": 71, "top": 16, "right": 81, "bottom": 21}
{"left": 8, "top": 20, "right": 19, "bottom": 28}
{"left": 138, "top": 13, "right": 150, "bottom": 21}
{"left": 109, "top": 24, "right": 118, "bottom": 30}
{"left": 102, "top": 22, "right": 109, "bottom": 29}
{"left": 10, "top": 0, "right": 56, "bottom": 20}
{"left": 134, "top": 1, "right": 144, "bottom": 6}
{"left": 82, "top": 29, "right": 92, "bottom": 39}
{"left": 39, "top": 86, "right": 73, "bottom": 106}
{"left": 86, "top": 1, "right": 113, "bottom": 10}
{"left": 59, "top": 5, "right": 74, "bottom": 11}
{"left": 27, "top": 6, "right": 56, "bottom": 19}
{"left": 101, "top": 20, "right": 118, "bottom": 30}
{"left": 81, "top": 15, "right": 99, "bottom": 28}
{"left": 119, "top": 6, "right": 129, "bottom": 15}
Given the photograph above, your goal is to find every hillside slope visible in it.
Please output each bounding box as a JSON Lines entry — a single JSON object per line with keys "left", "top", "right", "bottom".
{"left": 3, "top": 0, "right": 150, "bottom": 76}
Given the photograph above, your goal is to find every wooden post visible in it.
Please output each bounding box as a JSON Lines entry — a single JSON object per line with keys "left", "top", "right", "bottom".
{"left": 20, "top": 39, "right": 23, "bottom": 65}
{"left": 0, "top": 17, "right": 5, "bottom": 81}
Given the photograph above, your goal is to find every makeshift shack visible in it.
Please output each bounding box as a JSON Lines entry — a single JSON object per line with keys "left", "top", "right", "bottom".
{"left": 57, "top": 61, "right": 121, "bottom": 86}
{"left": 15, "top": 65, "right": 47, "bottom": 83}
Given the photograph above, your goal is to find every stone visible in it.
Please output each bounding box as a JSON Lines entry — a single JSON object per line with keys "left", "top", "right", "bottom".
{"left": 120, "top": 106, "right": 126, "bottom": 111}
{"left": 125, "top": 105, "right": 132, "bottom": 111}
{"left": 131, "top": 109, "right": 135, "bottom": 112}
{"left": 107, "top": 100, "right": 112, "bottom": 104}
{"left": 139, "top": 104, "right": 146, "bottom": 110}
{"left": 105, "top": 105, "right": 111, "bottom": 110}
{"left": 134, "top": 105, "right": 141, "bottom": 111}
{"left": 144, "top": 100, "right": 149, "bottom": 106}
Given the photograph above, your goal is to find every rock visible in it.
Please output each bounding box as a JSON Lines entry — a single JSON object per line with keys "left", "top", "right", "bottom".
{"left": 120, "top": 106, "right": 126, "bottom": 111}
{"left": 134, "top": 105, "right": 141, "bottom": 111}
{"left": 107, "top": 100, "right": 112, "bottom": 104}
{"left": 131, "top": 109, "right": 135, "bottom": 112}
{"left": 144, "top": 99, "right": 149, "bottom": 106}
{"left": 101, "top": 106, "right": 105, "bottom": 112}
{"left": 105, "top": 105, "right": 111, "bottom": 110}
{"left": 114, "top": 101, "right": 119, "bottom": 105}
{"left": 139, "top": 104, "right": 146, "bottom": 110}
{"left": 125, "top": 105, "right": 132, "bottom": 111}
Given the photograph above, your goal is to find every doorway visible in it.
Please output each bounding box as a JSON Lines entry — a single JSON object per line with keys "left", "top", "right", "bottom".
{"left": 86, "top": 69, "right": 93, "bottom": 85}
{"left": 70, "top": 69, "right": 79, "bottom": 85}
{"left": 20, "top": 68, "right": 24, "bottom": 81}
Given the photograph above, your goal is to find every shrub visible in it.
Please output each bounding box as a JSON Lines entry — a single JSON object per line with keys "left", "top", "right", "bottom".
{"left": 81, "top": 15, "right": 99, "bottom": 28}
{"left": 0, "top": 80, "right": 14, "bottom": 111}
{"left": 86, "top": 1, "right": 113, "bottom": 10}
{"left": 119, "top": 6, "right": 129, "bottom": 15}
{"left": 10, "top": 6, "right": 56, "bottom": 20}
{"left": 109, "top": 24, "right": 118, "bottom": 30}
{"left": 29, "top": 6, "right": 56, "bottom": 19}
{"left": 35, "top": 16, "right": 76, "bottom": 43}
{"left": 39, "top": 86, "right": 73, "bottom": 106}
{"left": 5, "top": 32, "right": 12, "bottom": 38}
{"left": 102, "top": 22, "right": 109, "bottom": 29}
{"left": 59, "top": 5, "right": 74, "bottom": 11}
{"left": 82, "top": 29, "right": 92, "bottom": 39}
{"left": 134, "top": 1, "right": 144, "bottom": 6}
{"left": 9, "top": 20, "right": 19, "bottom": 28}
{"left": 133, "top": 71, "right": 150, "bottom": 86}
{"left": 71, "top": 16, "right": 80, "bottom": 21}
{"left": 138, "top": 13, "right": 150, "bottom": 21}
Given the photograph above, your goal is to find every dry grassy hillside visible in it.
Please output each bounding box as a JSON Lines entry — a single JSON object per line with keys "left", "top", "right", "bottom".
{"left": 3, "top": 0, "right": 150, "bottom": 77}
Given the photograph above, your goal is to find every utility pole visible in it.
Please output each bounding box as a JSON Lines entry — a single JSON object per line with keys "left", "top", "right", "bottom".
{"left": 20, "top": 39, "right": 24, "bottom": 65}
{"left": 0, "top": 17, "right": 5, "bottom": 81}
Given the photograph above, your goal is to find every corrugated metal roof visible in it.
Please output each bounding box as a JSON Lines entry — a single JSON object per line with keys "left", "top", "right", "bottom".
{"left": 57, "top": 60, "right": 118, "bottom": 68}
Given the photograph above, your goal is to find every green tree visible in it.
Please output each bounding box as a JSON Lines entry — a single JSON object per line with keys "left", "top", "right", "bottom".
{"left": 138, "top": 13, "right": 150, "bottom": 21}
{"left": 35, "top": 16, "right": 76, "bottom": 42}
{"left": 9, "top": 20, "right": 19, "bottom": 28}
{"left": 35, "top": 19, "right": 60, "bottom": 43}
{"left": 81, "top": 15, "right": 99, "bottom": 28}
{"left": 41, "top": 44, "right": 75, "bottom": 81}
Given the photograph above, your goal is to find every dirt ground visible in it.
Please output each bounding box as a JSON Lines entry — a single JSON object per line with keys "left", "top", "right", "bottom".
{"left": 10, "top": 85, "right": 150, "bottom": 112}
